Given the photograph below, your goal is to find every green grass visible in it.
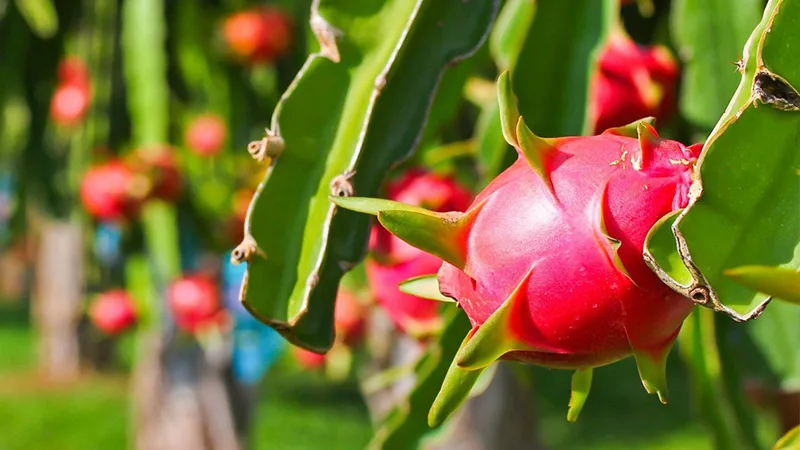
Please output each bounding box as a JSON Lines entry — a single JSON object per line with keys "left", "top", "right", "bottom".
{"left": 0, "top": 303, "right": 771, "bottom": 450}
{"left": 254, "top": 371, "right": 372, "bottom": 450}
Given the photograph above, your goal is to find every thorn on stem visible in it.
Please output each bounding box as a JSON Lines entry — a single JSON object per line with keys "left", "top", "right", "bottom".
{"left": 231, "top": 235, "right": 266, "bottom": 265}
{"left": 330, "top": 170, "right": 356, "bottom": 197}
{"left": 248, "top": 131, "right": 285, "bottom": 163}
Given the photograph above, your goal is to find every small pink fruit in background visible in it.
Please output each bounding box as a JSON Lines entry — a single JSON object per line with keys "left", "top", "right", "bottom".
{"left": 222, "top": 8, "right": 292, "bottom": 64}
{"left": 80, "top": 160, "right": 140, "bottom": 221}
{"left": 366, "top": 168, "right": 472, "bottom": 337}
{"left": 57, "top": 56, "right": 90, "bottom": 88}
{"left": 167, "top": 275, "right": 221, "bottom": 333}
{"left": 591, "top": 32, "right": 679, "bottom": 134}
{"left": 334, "top": 288, "right": 366, "bottom": 346}
{"left": 293, "top": 347, "right": 326, "bottom": 370}
{"left": 50, "top": 83, "right": 90, "bottom": 127}
{"left": 51, "top": 56, "right": 91, "bottom": 127}
{"left": 89, "top": 290, "right": 137, "bottom": 335}
{"left": 185, "top": 114, "right": 227, "bottom": 157}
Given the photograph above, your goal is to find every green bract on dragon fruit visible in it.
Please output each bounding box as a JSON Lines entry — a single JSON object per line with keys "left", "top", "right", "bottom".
{"left": 332, "top": 72, "right": 701, "bottom": 424}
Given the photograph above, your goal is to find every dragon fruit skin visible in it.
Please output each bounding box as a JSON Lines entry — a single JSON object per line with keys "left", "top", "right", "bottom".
{"left": 366, "top": 169, "right": 472, "bottom": 337}
{"left": 331, "top": 72, "right": 700, "bottom": 424}
{"left": 592, "top": 32, "right": 679, "bottom": 134}
{"left": 437, "top": 128, "right": 699, "bottom": 370}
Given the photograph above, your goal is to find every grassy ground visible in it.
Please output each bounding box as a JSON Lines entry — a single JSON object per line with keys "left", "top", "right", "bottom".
{"left": 0, "top": 303, "right": 737, "bottom": 450}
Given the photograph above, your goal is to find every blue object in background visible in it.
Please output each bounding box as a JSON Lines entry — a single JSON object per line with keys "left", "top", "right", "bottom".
{"left": 223, "top": 253, "right": 285, "bottom": 385}
{"left": 0, "top": 173, "right": 15, "bottom": 246}
{"left": 94, "top": 222, "right": 123, "bottom": 267}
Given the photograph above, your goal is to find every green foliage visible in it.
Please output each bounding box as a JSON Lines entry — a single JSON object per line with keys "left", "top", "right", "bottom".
{"left": 2, "top": 0, "right": 799, "bottom": 448}
{"left": 474, "top": 0, "right": 535, "bottom": 180}
{"left": 14, "top": 0, "right": 57, "bottom": 38}
{"left": 646, "top": 0, "right": 800, "bottom": 320}
{"left": 671, "top": 0, "right": 763, "bottom": 131}
{"left": 774, "top": 425, "right": 800, "bottom": 450}
{"left": 749, "top": 301, "right": 800, "bottom": 391}
{"left": 678, "top": 309, "right": 761, "bottom": 450}
{"left": 513, "top": 0, "right": 616, "bottom": 137}
{"left": 240, "top": 0, "right": 499, "bottom": 352}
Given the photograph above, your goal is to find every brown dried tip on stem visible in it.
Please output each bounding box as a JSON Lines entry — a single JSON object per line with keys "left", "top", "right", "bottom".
{"left": 247, "top": 135, "right": 285, "bottom": 162}
{"left": 689, "top": 286, "right": 709, "bottom": 305}
{"left": 330, "top": 170, "right": 356, "bottom": 197}
{"left": 230, "top": 234, "right": 266, "bottom": 265}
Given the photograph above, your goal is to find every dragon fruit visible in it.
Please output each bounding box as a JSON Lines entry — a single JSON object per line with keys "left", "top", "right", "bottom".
{"left": 333, "top": 287, "right": 367, "bottom": 347}
{"left": 592, "top": 31, "right": 679, "bottom": 134}
{"left": 366, "top": 168, "right": 472, "bottom": 338}
{"left": 332, "top": 72, "right": 699, "bottom": 424}
{"left": 89, "top": 290, "right": 137, "bottom": 336}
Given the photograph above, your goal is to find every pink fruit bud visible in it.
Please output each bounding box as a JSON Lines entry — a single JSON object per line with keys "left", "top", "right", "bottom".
{"left": 334, "top": 288, "right": 366, "bottom": 346}
{"left": 367, "top": 169, "right": 473, "bottom": 337}
{"left": 50, "top": 83, "right": 90, "bottom": 127}
{"left": 223, "top": 8, "right": 293, "bottom": 64}
{"left": 57, "top": 57, "right": 90, "bottom": 88}
{"left": 592, "top": 32, "right": 679, "bottom": 134}
{"left": 80, "top": 160, "right": 140, "bottom": 221}
{"left": 89, "top": 290, "right": 137, "bottom": 335}
{"left": 167, "top": 275, "right": 221, "bottom": 333}
{"left": 185, "top": 114, "right": 227, "bottom": 157}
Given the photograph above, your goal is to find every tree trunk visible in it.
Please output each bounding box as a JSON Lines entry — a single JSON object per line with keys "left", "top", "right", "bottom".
{"left": 33, "top": 220, "right": 83, "bottom": 381}
{"left": 132, "top": 331, "right": 248, "bottom": 450}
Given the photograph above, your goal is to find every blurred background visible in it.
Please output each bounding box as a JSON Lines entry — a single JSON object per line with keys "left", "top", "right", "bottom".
{"left": 0, "top": 0, "right": 796, "bottom": 449}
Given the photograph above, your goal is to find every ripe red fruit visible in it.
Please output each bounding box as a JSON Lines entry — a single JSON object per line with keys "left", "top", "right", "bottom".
{"left": 57, "top": 57, "right": 90, "bottom": 88}
{"left": 89, "top": 290, "right": 137, "bottom": 335}
{"left": 366, "top": 169, "right": 472, "bottom": 337}
{"left": 435, "top": 122, "right": 698, "bottom": 371}
{"left": 334, "top": 76, "right": 700, "bottom": 422}
{"left": 222, "top": 8, "right": 292, "bottom": 64}
{"left": 591, "top": 32, "right": 679, "bottom": 134}
{"left": 50, "top": 83, "right": 90, "bottom": 127}
{"left": 167, "top": 275, "right": 221, "bottom": 333}
{"left": 80, "top": 160, "right": 140, "bottom": 221}
{"left": 293, "top": 347, "right": 326, "bottom": 370}
{"left": 185, "top": 114, "right": 227, "bottom": 157}
{"left": 334, "top": 288, "right": 366, "bottom": 346}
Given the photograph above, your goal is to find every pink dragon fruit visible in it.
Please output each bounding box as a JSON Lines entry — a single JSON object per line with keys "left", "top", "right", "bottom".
{"left": 366, "top": 168, "right": 472, "bottom": 338}
{"left": 333, "top": 72, "right": 699, "bottom": 424}
{"left": 592, "top": 31, "right": 679, "bottom": 134}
